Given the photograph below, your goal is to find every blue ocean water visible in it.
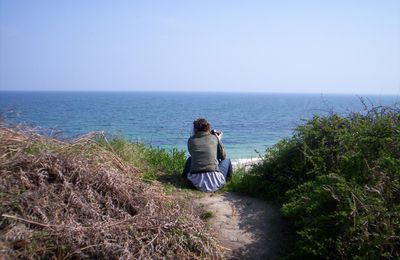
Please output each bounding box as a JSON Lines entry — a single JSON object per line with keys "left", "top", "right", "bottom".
{"left": 0, "top": 91, "right": 398, "bottom": 159}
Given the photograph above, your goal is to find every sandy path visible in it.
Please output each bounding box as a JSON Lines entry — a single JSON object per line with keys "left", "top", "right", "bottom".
{"left": 195, "top": 192, "right": 288, "bottom": 259}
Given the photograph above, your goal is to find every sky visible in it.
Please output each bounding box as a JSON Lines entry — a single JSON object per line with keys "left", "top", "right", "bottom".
{"left": 0, "top": 0, "right": 399, "bottom": 94}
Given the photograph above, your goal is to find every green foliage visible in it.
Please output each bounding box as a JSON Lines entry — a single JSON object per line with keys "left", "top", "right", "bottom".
{"left": 200, "top": 210, "right": 215, "bottom": 220}
{"left": 96, "top": 137, "right": 188, "bottom": 187}
{"left": 25, "top": 140, "right": 59, "bottom": 155}
{"left": 235, "top": 107, "right": 400, "bottom": 258}
{"left": 222, "top": 168, "right": 267, "bottom": 198}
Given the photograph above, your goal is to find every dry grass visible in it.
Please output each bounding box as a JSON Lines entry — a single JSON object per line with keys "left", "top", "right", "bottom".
{"left": 0, "top": 126, "right": 223, "bottom": 259}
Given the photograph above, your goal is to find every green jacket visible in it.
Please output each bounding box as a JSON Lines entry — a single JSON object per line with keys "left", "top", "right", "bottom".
{"left": 188, "top": 131, "right": 226, "bottom": 173}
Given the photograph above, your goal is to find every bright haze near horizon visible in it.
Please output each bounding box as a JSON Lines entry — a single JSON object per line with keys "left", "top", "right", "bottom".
{"left": 0, "top": 1, "right": 399, "bottom": 95}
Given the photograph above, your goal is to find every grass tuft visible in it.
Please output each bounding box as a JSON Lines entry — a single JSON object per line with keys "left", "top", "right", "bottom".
{"left": 200, "top": 211, "right": 215, "bottom": 220}
{"left": 96, "top": 137, "right": 189, "bottom": 188}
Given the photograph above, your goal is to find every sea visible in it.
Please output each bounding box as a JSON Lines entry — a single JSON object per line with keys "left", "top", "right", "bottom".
{"left": 0, "top": 91, "right": 398, "bottom": 159}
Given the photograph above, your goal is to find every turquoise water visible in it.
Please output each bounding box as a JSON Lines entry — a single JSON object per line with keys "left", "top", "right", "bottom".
{"left": 0, "top": 91, "right": 398, "bottom": 159}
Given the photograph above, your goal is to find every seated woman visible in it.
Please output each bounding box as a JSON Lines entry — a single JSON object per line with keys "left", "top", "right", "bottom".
{"left": 182, "top": 118, "right": 232, "bottom": 192}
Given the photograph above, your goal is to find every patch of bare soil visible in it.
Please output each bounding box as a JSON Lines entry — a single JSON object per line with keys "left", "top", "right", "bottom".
{"left": 195, "top": 192, "right": 289, "bottom": 259}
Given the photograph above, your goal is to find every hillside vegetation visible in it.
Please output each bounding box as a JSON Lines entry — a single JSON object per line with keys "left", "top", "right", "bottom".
{"left": 0, "top": 126, "right": 222, "bottom": 259}
{"left": 227, "top": 106, "right": 400, "bottom": 258}
{"left": 2, "top": 105, "right": 398, "bottom": 259}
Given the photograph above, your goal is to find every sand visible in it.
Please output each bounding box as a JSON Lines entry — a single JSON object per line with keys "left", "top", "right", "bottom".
{"left": 231, "top": 158, "right": 262, "bottom": 171}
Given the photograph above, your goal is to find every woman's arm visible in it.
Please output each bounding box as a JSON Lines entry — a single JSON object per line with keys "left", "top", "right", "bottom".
{"left": 216, "top": 134, "right": 226, "bottom": 161}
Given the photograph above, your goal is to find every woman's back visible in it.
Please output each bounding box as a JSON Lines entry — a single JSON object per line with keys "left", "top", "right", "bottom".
{"left": 188, "top": 131, "right": 219, "bottom": 173}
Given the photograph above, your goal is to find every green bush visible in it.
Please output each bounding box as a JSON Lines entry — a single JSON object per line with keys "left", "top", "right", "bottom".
{"left": 222, "top": 168, "right": 265, "bottom": 196}
{"left": 243, "top": 107, "right": 400, "bottom": 258}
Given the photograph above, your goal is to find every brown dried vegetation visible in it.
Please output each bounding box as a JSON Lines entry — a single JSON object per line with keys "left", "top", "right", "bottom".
{"left": 0, "top": 126, "right": 223, "bottom": 259}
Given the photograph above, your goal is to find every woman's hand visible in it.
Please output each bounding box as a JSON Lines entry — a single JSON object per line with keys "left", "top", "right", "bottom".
{"left": 217, "top": 132, "right": 223, "bottom": 141}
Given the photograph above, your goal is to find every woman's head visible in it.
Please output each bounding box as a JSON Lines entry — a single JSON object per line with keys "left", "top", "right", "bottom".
{"left": 193, "top": 118, "right": 210, "bottom": 133}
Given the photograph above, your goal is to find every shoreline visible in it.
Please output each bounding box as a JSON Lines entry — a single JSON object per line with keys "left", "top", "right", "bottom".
{"left": 231, "top": 157, "right": 262, "bottom": 171}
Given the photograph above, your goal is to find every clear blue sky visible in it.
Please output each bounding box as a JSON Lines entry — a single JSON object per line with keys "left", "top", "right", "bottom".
{"left": 1, "top": 0, "right": 399, "bottom": 94}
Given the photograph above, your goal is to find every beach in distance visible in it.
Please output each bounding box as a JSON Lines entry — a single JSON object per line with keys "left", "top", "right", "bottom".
{"left": 0, "top": 91, "right": 398, "bottom": 159}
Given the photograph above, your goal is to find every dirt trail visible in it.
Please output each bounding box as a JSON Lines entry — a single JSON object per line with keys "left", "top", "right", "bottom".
{"left": 195, "top": 192, "right": 288, "bottom": 259}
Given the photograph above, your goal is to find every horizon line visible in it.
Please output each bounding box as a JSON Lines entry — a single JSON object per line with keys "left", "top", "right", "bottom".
{"left": 0, "top": 89, "right": 399, "bottom": 97}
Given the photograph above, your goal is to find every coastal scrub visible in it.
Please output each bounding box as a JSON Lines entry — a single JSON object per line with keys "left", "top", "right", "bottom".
{"left": 0, "top": 126, "right": 222, "bottom": 259}
{"left": 229, "top": 106, "right": 400, "bottom": 259}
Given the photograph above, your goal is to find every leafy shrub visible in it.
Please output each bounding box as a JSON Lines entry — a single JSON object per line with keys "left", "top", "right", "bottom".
{"left": 246, "top": 106, "right": 400, "bottom": 258}
{"left": 222, "top": 168, "right": 265, "bottom": 196}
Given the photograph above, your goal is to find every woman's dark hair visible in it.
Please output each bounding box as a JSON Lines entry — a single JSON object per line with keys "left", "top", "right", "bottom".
{"left": 193, "top": 118, "right": 210, "bottom": 132}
